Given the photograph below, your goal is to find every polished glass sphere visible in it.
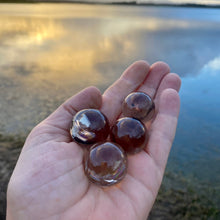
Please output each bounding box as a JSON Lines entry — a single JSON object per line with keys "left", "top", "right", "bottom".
{"left": 84, "top": 142, "right": 127, "bottom": 186}
{"left": 122, "top": 92, "right": 155, "bottom": 121}
{"left": 70, "top": 109, "right": 109, "bottom": 144}
{"left": 110, "top": 117, "right": 148, "bottom": 154}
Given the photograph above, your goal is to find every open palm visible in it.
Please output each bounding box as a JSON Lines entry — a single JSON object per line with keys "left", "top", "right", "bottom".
{"left": 7, "top": 61, "right": 181, "bottom": 220}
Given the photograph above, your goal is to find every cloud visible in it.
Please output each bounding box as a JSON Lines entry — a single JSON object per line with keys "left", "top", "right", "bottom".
{"left": 201, "top": 56, "right": 220, "bottom": 76}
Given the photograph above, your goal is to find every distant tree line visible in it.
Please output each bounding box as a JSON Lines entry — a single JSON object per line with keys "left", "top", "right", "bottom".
{"left": 0, "top": 0, "right": 220, "bottom": 8}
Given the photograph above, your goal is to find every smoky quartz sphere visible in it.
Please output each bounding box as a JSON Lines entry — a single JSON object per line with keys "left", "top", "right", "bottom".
{"left": 110, "top": 117, "right": 148, "bottom": 154}
{"left": 70, "top": 109, "right": 109, "bottom": 144}
{"left": 84, "top": 142, "right": 127, "bottom": 186}
{"left": 122, "top": 92, "right": 155, "bottom": 121}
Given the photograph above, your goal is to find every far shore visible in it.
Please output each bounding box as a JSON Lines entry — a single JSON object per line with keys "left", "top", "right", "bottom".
{"left": 0, "top": 133, "right": 219, "bottom": 219}
{"left": 1, "top": 0, "right": 220, "bottom": 9}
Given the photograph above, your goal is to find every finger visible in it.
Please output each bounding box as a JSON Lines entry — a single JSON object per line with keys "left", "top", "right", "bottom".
{"left": 146, "top": 88, "right": 180, "bottom": 172}
{"left": 139, "top": 61, "right": 170, "bottom": 98}
{"left": 153, "top": 73, "right": 181, "bottom": 110}
{"left": 155, "top": 73, "right": 181, "bottom": 99}
{"left": 28, "top": 87, "right": 102, "bottom": 143}
{"left": 45, "top": 86, "right": 102, "bottom": 129}
{"left": 101, "top": 60, "right": 150, "bottom": 124}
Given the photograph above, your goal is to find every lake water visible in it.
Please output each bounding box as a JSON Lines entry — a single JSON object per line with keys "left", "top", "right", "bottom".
{"left": 0, "top": 3, "right": 220, "bottom": 205}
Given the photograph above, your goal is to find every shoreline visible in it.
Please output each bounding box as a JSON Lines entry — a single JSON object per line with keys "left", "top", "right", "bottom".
{"left": 1, "top": 1, "right": 220, "bottom": 9}
{"left": 0, "top": 134, "right": 219, "bottom": 219}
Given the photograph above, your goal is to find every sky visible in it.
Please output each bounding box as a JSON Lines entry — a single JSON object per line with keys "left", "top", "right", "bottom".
{"left": 138, "top": 0, "right": 220, "bottom": 4}
{"left": 73, "top": 0, "right": 220, "bottom": 6}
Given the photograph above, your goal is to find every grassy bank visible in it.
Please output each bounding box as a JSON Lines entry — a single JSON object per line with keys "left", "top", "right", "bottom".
{"left": 149, "top": 177, "right": 220, "bottom": 219}
{"left": 0, "top": 134, "right": 219, "bottom": 219}
{"left": 0, "top": 134, "right": 24, "bottom": 220}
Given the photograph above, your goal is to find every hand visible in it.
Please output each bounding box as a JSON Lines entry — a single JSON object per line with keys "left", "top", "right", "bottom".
{"left": 7, "top": 61, "right": 181, "bottom": 220}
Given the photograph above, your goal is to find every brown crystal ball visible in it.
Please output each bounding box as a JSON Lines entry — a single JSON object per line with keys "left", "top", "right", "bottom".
{"left": 110, "top": 117, "right": 148, "bottom": 154}
{"left": 84, "top": 142, "right": 127, "bottom": 186}
{"left": 70, "top": 109, "right": 110, "bottom": 145}
{"left": 122, "top": 92, "right": 155, "bottom": 121}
